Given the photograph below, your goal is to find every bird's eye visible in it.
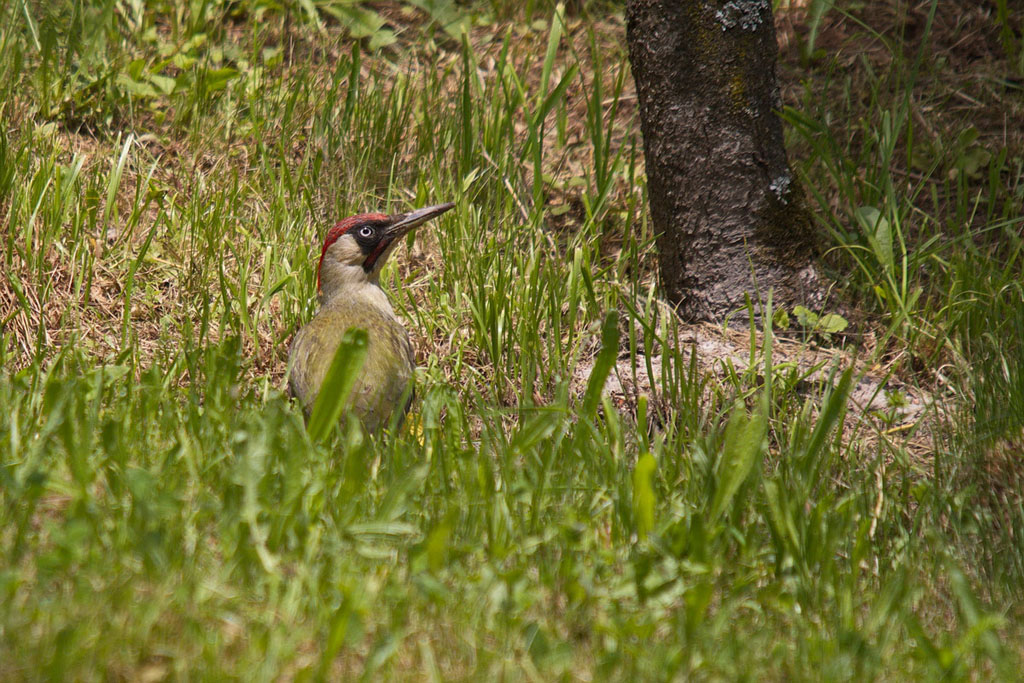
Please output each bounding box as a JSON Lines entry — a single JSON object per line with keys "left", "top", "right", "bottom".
{"left": 358, "top": 226, "right": 374, "bottom": 238}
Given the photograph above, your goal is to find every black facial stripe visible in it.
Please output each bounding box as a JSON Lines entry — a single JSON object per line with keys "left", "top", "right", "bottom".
{"left": 362, "top": 235, "right": 396, "bottom": 273}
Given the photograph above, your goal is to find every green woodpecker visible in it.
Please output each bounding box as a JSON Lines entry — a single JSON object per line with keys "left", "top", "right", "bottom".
{"left": 288, "top": 202, "right": 454, "bottom": 432}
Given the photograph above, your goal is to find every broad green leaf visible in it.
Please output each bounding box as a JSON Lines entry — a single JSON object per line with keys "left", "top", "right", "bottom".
{"left": 205, "top": 67, "right": 240, "bottom": 92}
{"left": 424, "top": 519, "right": 452, "bottom": 572}
{"left": 126, "top": 58, "right": 146, "bottom": 80}
{"left": 367, "top": 29, "right": 397, "bottom": 51}
{"left": 633, "top": 452, "right": 657, "bottom": 540}
{"left": 960, "top": 146, "right": 991, "bottom": 179}
{"left": 817, "top": 313, "right": 848, "bottom": 334}
{"left": 297, "top": 0, "right": 321, "bottom": 25}
{"left": 118, "top": 75, "right": 157, "bottom": 98}
{"left": 710, "top": 400, "right": 767, "bottom": 524}
{"left": 320, "top": 4, "right": 395, "bottom": 48}
{"left": 405, "top": 0, "right": 470, "bottom": 38}
{"left": 171, "top": 53, "right": 197, "bottom": 70}
{"left": 856, "top": 205, "right": 893, "bottom": 275}
{"left": 793, "top": 305, "right": 818, "bottom": 328}
{"left": 762, "top": 478, "right": 801, "bottom": 560}
{"left": 307, "top": 328, "right": 369, "bottom": 443}
{"left": 956, "top": 125, "right": 980, "bottom": 147}
{"left": 346, "top": 521, "right": 419, "bottom": 539}
{"left": 512, "top": 409, "right": 562, "bottom": 454}
{"left": 148, "top": 73, "right": 177, "bottom": 95}
{"left": 772, "top": 308, "right": 790, "bottom": 329}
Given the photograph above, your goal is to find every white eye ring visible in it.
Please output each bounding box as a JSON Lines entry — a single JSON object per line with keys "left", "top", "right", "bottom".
{"left": 359, "top": 226, "right": 374, "bottom": 238}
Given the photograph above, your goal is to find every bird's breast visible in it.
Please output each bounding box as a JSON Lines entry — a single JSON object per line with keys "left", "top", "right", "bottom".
{"left": 288, "top": 299, "right": 414, "bottom": 432}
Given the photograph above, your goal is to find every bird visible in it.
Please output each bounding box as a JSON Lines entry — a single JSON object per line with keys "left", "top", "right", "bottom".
{"left": 288, "top": 202, "right": 454, "bottom": 433}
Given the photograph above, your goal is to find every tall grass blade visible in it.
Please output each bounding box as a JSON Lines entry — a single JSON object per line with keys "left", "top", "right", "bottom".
{"left": 582, "top": 310, "right": 618, "bottom": 417}
{"left": 709, "top": 399, "right": 766, "bottom": 524}
{"left": 306, "top": 328, "right": 369, "bottom": 443}
{"left": 633, "top": 452, "right": 656, "bottom": 540}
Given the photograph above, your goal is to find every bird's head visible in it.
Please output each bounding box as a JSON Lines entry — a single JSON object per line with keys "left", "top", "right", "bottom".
{"left": 316, "top": 202, "right": 454, "bottom": 298}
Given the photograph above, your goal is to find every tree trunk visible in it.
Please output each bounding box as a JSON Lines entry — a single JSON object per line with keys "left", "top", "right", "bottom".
{"left": 626, "top": 0, "right": 826, "bottom": 322}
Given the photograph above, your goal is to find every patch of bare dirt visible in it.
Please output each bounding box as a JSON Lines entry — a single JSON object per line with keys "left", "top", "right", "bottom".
{"left": 573, "top": 310, "right": 942, "bottom": 468}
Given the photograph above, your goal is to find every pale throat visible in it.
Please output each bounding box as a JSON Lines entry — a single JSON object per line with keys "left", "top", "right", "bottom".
{"left": 318, "top": 260, "right": 396, "bottom": 316}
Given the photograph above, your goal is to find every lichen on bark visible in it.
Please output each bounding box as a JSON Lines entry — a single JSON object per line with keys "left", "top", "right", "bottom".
{"left": 714, "top": 0, "right": 771, "bottom": 32}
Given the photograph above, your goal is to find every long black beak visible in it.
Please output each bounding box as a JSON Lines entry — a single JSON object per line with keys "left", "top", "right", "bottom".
{"left": 384, "top": 202, "right": 455, "bottom": 238}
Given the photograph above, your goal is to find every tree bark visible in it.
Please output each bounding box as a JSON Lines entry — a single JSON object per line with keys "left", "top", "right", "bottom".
{"left": 626, "top": 0, "right": 826, "bottom": 322}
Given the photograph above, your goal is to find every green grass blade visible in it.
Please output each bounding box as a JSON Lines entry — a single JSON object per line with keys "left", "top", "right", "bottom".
{"left": 581, "top": 310, "right": 619, "bottom": 417}
{"left": 306, "top": 328, "right": 369, "bottom": 443}
{"left": 710, "top": 399, "right": 767, "bottom": 525}
{"left": 633, "top": 452, "right": 657, "bottom": 540}
{"left": 803, "top": 367, "right": 853, "bottom": 465}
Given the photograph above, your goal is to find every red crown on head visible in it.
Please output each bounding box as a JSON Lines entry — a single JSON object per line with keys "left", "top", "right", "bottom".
{"left": 316, "top": 212, "right": 388, "bottom": 292}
